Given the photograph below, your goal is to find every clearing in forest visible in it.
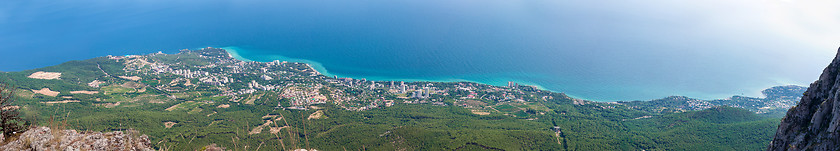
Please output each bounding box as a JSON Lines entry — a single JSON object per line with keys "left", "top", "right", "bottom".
{"left": 32, "top": 88, "right": 59, "bottom": 97}
{"left": 28, "top": 71, "right": 61, "bottom": 80}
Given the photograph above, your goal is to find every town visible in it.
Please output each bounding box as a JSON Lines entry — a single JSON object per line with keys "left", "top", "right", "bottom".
{"left": 100, "top": 47, "right": 576, "bottom": 117}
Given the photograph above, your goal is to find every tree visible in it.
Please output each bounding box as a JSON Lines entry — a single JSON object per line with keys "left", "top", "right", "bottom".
{"left": 0, "top": 81, "right": 27, "bottom": 136}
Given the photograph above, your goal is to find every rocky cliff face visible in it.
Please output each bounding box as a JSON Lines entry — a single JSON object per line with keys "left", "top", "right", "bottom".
{"left": 0, "top": 127, "right": 153, "bottom": 151}
{"left": 768, "top": 48, "right": 840, "bottom": 151}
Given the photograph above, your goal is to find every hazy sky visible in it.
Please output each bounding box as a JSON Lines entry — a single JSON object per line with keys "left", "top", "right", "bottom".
{"left": 544, "top": 0, "right": 840, "bottom": 98}
{"left": 616, "top": 0, "right": 840, "bottom": 84}
{"left": 535, "top": 0, "right": 840, "bottom": 93}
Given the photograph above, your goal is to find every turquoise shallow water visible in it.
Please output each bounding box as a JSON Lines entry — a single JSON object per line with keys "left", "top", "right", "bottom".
{"left": 223, "top": 46, "right": 771, "bottom": 101}
{"left": 224, "top": 46, "right": 548, "bottom": 90}
{"left": 0, "top": 0, "right": 827, "bottom": 101}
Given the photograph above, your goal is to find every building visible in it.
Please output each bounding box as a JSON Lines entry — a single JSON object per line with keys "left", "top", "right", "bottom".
{"left": 369, "top": 81, "right": 376, "bottom": 90}
{"left": 261, "top": 74, "right": 273, "bottom": 80}
{"left": 412, "top": 90, "right": 422, "bottom": 99}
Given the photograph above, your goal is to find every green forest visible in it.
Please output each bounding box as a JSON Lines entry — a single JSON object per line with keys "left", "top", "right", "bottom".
{"left": 0, "top": 49, "right": 784, "bottom": 151}
{"left": 5, "top": 91, "right": 781, "bottom": 150}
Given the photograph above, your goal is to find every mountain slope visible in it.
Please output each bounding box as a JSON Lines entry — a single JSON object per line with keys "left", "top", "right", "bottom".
{"left": 768, "top": 48, "right": 840, "bottom": 150}
{"left": 0, "top": 48, "right": 788, "bottom": 150}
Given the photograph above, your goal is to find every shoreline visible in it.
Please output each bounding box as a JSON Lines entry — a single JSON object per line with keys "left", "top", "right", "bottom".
{"left": 221, "top": 46, "right": 563, "bottom": 97}
{"left": 224, "top": 46, "right": 336, "bottom": 77}
{"left": 220, "top": 46, "right": 796, "bottom": 102}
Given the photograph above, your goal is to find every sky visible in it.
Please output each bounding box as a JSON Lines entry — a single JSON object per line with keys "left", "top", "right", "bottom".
{"left": 542, "top": 0, "right": 840, "bottom": 97}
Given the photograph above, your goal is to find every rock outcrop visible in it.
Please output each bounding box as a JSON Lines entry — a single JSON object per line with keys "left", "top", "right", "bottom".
{"left": 0, "top": 127, "right": 153, "bottom": 151}
{"left": 768, "top": 48, "right": 840, "bottom": 151}
{"left": 201, "top": 144, "right": 226, "bottom": 151}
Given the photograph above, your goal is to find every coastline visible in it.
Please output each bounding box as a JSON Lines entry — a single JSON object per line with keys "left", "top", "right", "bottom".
{"left": 220, "top": 46, "right": 796, "bottom": 102}
{"left": 224, "top": 46, "right": 333, "bottom": 76}
{"left": 221, "top": 46, "right": 560, "bottom": 97}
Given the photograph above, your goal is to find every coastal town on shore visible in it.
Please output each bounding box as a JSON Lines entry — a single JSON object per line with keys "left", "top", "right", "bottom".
{"left": 16, "top": 47, "right": 805, "bottom": 118}
{"left": 105, "top": 47, "right": 564, "bottom": 114}
{"left": 0, "top": 47, "right": 809, "bottom": 150}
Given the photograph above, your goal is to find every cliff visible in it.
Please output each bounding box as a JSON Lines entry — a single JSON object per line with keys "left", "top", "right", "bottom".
{"left": 768, "top": 48, "right": 840, "bottom": 151}
{"left": 0, "top": 127, "right": 153, "bottom": 151}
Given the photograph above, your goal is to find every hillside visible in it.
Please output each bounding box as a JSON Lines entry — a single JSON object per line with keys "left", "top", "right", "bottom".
{"left": 0, "top": 47, "right": 788, "bottom": 150}
{"left": 620, "top": 85, "right": 806, "bottom": 117}
{"left": 768, "top": 48, "right": 840, "bottom": 150}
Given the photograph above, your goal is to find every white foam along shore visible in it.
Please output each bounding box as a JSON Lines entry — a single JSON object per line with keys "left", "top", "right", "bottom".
{"left": 220, "top": 46, "right": 554, "bottom": 93}
{"left": 218, "top": 46, "right": 790, "bottom": 102}
{"left": 224, "top": 46, "right": 334, "bottom": 76}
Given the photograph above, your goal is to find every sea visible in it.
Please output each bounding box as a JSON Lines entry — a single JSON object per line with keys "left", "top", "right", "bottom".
{"left": 0, "top": 0, "right": 831, "bottom": 101}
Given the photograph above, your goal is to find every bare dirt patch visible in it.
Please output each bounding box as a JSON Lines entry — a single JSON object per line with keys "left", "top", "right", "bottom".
{"left": 208, "top": 120, "right": 221, "bottom": 126}
{"left": 165, "top": 104, "right": 179, "bottom": 111}
{"left": 119, "top": 76, "right": 142, "bottom": 81}
{"left": 43, "top": 100, "right": 81, "bottom": 104}
{"left": 270, "top": 126, "right": 288, "bottom": 134}
{"left": 32, "top": 88, "right": 59, "bottom": 97}
{"left": 88, "top": 80, "right": 106, "bottom": 87}
{"left": 249, "top": 120, "right": 273, "bottom": 134}
{"left": 2, "top": 106, "right": 20, "bottom": 110}
{"left": 471, "top": 110, "right": 491, "bottom": 115}
{"left": 262, "top": 114, "right": 278, "bottom": 119}
{"left": 308, "top": 110, "right": 326, "bottom": 120}
{"left": 166, "top": 101, "right": 192, "bottom": 111}
{"left": 28, "top": 71, "right": 61, "bottom": 80}
{"left": 164, "top": 122, "right": 177, "bottom": 128}
{"left": 216, "top": 104, "right": 230, "bottom": 108}
{"left": 70, "top": 91, "right": 99, "bottom": 94}
{"left": 100, "top": 102, "right": 121, "bottom": 108}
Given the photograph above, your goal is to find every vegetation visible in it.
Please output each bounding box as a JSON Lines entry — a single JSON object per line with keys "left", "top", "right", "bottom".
{"left": 0, "top": 81, "right": 28, "bottom": 138}
{"left": 0, "top": 48, "right": 794, "bottom": 150}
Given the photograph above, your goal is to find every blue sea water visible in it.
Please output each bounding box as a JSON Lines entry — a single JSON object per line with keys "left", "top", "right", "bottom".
{"left": 0, "top": 0, "right": 832, "bottom": 101}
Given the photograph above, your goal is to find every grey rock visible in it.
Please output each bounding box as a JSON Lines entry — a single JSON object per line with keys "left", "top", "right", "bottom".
{"left": 0, "top": 127, "right": 153, "bottom": 151}
{"left": 203, "top": 144, "right": 226, "bottom": 151}
{"left": 768, "top": 47, "right": 840, "bottom": 151}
